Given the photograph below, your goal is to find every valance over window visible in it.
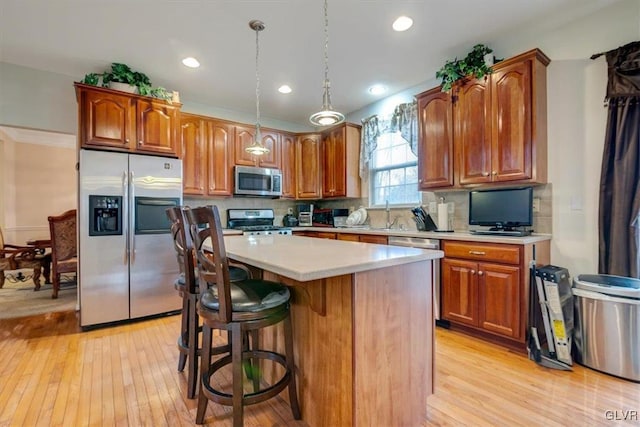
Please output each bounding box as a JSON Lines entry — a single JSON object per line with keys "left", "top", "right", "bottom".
{"left": 359, "top": 101, "right": 418, "bottom": 178}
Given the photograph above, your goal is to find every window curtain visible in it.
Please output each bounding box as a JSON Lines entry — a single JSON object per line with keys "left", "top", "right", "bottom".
{"left": 359, "top": 100, "right": 418, "bottom": 179}
{"left": 596, "top": 41, "right": 640, "bottom": 278}
{"left": 359, "top": 115, "right": 381, "bottom": 178}
{"left": 390, "top": 101, "right": 418, "bottom": 157}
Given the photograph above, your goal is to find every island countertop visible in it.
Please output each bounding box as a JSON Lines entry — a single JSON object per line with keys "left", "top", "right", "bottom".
{"left": 222, "top": 234, "right": 443, "bottom": 282}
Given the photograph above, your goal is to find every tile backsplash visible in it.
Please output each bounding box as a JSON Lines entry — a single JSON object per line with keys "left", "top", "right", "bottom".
{"left": 185, "top": 183, "right": 552, "bottom": 234}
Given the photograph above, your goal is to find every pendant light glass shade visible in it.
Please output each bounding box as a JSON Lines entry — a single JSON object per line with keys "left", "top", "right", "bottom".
{"left": 309, "top": 0, "right": 344, "bottom": 127}
{"left": 246, "top": 20, "right": 270, "bottom": 156}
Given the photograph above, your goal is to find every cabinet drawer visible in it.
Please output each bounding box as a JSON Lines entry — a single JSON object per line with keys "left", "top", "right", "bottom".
{"left": 443, "top": 241, "right": 520, "bottom": 265}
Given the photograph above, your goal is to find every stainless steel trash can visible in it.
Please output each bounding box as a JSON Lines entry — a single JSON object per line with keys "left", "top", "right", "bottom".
{"left": 573, "top": 274, "right": 640, "bottom": 382}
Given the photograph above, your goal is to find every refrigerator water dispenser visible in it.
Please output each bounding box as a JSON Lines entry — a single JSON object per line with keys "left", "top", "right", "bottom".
{"left": 88, "top": 195, "right": 122, "bottom": 236}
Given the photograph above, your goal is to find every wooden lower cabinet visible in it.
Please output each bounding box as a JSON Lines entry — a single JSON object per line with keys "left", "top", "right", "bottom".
{"left": 441, "top": 239, "right": 549, "bottom": 349}
{"left": 297, "top": 231, "right": 388, "bottom": 244}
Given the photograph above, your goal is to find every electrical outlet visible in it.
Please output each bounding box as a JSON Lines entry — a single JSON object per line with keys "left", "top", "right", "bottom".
{"left": 532, "top": 198, "right": 540, "bottom": 213}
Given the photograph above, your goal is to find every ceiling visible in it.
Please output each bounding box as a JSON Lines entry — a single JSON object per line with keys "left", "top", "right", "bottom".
{"left": 0, "top": 0, "right": 620, "bottom": 128}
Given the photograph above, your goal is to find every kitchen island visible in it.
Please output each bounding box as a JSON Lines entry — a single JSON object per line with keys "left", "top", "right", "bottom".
{"left": 218, "top": 234, "right": 443, "bottom": 427}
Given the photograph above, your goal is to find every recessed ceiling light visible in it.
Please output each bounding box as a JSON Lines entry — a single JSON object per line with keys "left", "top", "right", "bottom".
{"left": 181, "top": 57, "right": 200, "bottom": 68}
{"left": 369, "top": 84, "right": 387, "bottom": 95}
{"left": 278, "top": 85, "right": 292, "bottom": 94}
{"left": 392, "top": 16, "right": 413, "bottom": 32}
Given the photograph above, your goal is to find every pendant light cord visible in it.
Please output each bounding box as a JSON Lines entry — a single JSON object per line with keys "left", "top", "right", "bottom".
{"left": 323, "top": 0, "right": 329, "bottom": 85}
{"left": 255, "top": 24, "right": 261, "bottom": 135}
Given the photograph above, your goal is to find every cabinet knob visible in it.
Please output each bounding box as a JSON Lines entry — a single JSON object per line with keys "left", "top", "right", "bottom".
{"left": 125, "top": 138, "right": 130, "bottom": 144}
{"left": 492, "top": 171, "right": 497, "bottom": 175}
{"left": 478, "top": 271, "right": 484, "bottom": 276}
{"left": 139, "top": 140, "right": 143, "bottom": 145}
{"left": 470, "top": 269, "right": 476, "bottom": 275}
{"left": 419, "top": 179, "right": 423, "bottom": 183}
{"left": 482, "top": 172, "right": 489, "bottom": 177}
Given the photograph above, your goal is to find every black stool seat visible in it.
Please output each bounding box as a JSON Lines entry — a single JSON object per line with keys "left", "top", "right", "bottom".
{"left": 200, "top": 279, "right": 290, "bottom": 313}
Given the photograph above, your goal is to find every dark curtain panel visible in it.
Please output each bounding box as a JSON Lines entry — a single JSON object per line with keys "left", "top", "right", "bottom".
{"left": 598, "top": 41, "right": 640, "bottom": 278}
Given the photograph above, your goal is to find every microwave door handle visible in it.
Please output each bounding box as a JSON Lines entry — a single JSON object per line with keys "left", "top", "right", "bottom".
{"left": 129, "top": 171, "right": 135, "bottom": 264}
{"left": 122, "top": 170, "right": 129, "bottom": 264}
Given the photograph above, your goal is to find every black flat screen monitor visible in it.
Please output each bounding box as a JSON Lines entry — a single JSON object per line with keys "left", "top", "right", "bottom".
{"left": 468, "top": 187, "right": 533, "bottom": 231}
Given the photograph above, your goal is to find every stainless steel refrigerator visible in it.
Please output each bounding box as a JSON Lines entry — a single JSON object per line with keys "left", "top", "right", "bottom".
{"left": 79, "top": 149, "right": 182, "bottom": 327}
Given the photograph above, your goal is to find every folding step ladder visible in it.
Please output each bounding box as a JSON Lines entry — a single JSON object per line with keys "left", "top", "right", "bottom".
{"left": 528, "top": 264, "right": 574, "bottom": 370}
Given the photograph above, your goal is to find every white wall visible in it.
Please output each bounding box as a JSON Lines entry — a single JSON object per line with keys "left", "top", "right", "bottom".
{"left": 0, "top": 62, "right": 309, "bottom": 134}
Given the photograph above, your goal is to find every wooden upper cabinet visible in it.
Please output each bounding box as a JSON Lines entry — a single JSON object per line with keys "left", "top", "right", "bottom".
{"left": 136, "top": 98, "right": 180, "bottom": 156}
{"left": 296, "top": 134, "right": 322, "bottom": 199}
{"left": 180, "top": 114, "right": 234, "bottom": 196}
{"left": 491, "top": 57, "right": 535, "bottom": 182}
{"left": 181, "top": 114, "right": 206, "bottom": 195}
{"left": 280, "top": 132, "right": 296, "bottom": 198}
{"left": 416, "top": 48, "right": 549, "bottom": 189}
{"left": 78, "top": 87, "right": 135, "bottom": 150}
{"left": 75, "top": 83, "right": 180, "bottom": 158}
{"left": 206, "top": 120, "right": 234, "bottom": 196}
{"left": 455, "top": 78, "right": 492, "bottom": 185}
{"left": 321, "top": 123, "right": 361, "bottom": 198}
{"left": 234, "top": 126, "right": 280, "bottom": 168}
{"left": 416, "top": 88, "right": 454, "bottom": 189}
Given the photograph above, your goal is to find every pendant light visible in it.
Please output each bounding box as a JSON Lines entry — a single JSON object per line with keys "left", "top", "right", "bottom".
{"left": 309, "top": 0, "right": 345, "bottom": 127}
{"left": 245, "top": 20, "right": 270, "bottom": 156}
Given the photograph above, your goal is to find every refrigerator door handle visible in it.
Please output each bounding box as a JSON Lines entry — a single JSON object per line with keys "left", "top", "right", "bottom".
{"left": 130, "top": 170, "right": 136, "bottom": 264}
{"left": 122, "top": 170, "right": 129, "bottom": 264}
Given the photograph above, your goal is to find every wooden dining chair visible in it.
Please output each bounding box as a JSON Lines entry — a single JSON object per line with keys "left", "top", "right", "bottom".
{"left": 47, "top": 209, "right": 78, "bottom": 298}
{"left": 184, "top": 205, "right": 300, "bottom": 426}
{"left": 0, "top": 226, "right": 46, "bottom": 288}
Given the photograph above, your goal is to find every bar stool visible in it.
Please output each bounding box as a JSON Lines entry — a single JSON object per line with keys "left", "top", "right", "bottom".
{"left": 166, "top": 206, "right": 250, "bottom": 399}
{"left": 185, "top": 205, "right": 301, "bottom": 427}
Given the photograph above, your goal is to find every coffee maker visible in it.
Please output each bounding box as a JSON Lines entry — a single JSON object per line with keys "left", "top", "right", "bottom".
{"left": 297, "top": 203, "right": 313, "bottom": 227}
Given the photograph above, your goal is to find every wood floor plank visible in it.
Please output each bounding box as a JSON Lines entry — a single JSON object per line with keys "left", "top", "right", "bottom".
{"left": 1, "top": 311, "right": 638, "bottom": 427}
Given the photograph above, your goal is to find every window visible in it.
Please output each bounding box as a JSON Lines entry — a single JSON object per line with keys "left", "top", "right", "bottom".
{"left": 369, "top": 131, "right": 420, "bottom": 207}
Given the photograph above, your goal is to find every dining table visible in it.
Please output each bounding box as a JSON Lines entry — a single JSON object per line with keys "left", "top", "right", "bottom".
{"left": 26, "top": 238, "right": 52, "bottom": 289}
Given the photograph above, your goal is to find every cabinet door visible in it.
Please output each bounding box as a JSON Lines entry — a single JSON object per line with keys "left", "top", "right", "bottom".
{"left": 296, "top": 134, "right": 322, "bottom": 199}
{"left": 207, "top": 120, "right": 234, "bottom": 196}
{"left": 234, "top": 126, "right": 280, "bottom": 168}
{"left": 280, "top": 133, "right": 296, "bottom": 198}
{"left": 336, "top": 233, "right": 360, "bottom": 242}
{"left": 181, "top": 115, "right": 206, "bottom": 195}
{"left": 416, "top": 88, "right": 454, "bottom": 189}
{"left": 81, "top": 89, "right": 135, "bottom": 150}
{"left": 491, "top": 60, "right": 532, "bottom": 182}
{"left": 322, "top": 127, "right": 346, "bottom": 197}
{"left": 478, "top": 262, "right": 521, "bottom": 339}
{"left": 136, "top": 99, "right": 180, "bottom": 156}
{"left": 455, "top": 79, "right": 492, "bottom": 185}
{"left": 441, "top": 258, "right": 478, "bottom": 327}
{"left": 359, "top": 235, "right": 388, "bottom": 245}
{"left": 258, "top": 131, "right": 281, "bottom": 168}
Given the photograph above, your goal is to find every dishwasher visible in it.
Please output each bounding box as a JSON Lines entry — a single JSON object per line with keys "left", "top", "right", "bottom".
{"left": 388, "top": 236, "right": 443, "bottom": 324}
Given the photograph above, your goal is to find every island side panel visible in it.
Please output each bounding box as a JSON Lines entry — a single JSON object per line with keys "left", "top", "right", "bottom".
{"left": 262, "top": 272, "right": 355, "bottom": 427}
{"left": 353, "top": 260, "right": 433, "bottom": 426}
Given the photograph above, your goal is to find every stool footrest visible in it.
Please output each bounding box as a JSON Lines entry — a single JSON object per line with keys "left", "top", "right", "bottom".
{"left": 201, "top": 350, "right": 292, "bottom": 407}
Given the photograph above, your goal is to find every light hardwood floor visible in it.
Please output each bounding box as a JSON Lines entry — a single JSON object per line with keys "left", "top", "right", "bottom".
{"left": 0, "top": 311, "right": 638, "bottom": 426}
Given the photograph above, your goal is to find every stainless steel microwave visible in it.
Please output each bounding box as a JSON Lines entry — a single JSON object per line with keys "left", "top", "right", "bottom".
{"left": 234, "top": 165, "right": 282, "bottom": 197}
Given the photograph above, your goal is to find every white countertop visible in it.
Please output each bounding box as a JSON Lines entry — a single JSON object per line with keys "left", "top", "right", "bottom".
{"left": 292, "top": 226, "right": 551, "bottom": 245}
{"left": 221, "top": 234, "right": 443, "bottom": 282}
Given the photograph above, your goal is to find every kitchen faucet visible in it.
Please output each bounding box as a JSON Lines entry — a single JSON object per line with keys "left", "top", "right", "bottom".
{"left": 385, "top": 200, "right": 399, "bottom": 229}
